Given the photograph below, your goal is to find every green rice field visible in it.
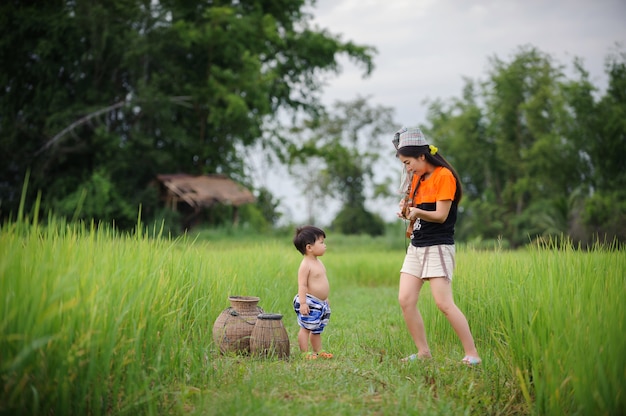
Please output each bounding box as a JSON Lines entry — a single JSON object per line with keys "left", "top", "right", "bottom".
{"left": 1, "top": 217, "right": 625, "bottom": 415}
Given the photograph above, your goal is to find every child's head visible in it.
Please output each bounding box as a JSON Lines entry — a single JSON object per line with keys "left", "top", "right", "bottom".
{"left": 293, "top": 225, "right": 326, "bottom": 255}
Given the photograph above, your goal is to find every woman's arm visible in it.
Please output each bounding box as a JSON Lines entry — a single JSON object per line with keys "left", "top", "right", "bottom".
{"left": 407, "top": 199, "right": 452, "bottom": 223}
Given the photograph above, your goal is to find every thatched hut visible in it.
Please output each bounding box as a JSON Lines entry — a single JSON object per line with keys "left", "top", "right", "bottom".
{"left": 155, "top": 174, "right": 256, "bottom": 229}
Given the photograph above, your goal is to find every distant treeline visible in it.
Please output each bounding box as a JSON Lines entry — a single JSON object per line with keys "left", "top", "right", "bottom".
{"left": 0, "top": 2, "right": 624, "bottom": 247}
{"left": 421, "top": 45, "right": 626, "bottom": 247}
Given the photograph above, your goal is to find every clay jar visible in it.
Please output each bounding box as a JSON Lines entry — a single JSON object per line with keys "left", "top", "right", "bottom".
{"left": 213, "top": 296, "right": 263, "bottom": 354}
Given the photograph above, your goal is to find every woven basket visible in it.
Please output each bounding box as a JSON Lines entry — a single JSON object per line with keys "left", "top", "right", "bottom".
{"left": 250, "top": 313, "right": 290, "bottom": 359}
{"left": 213, "top": 296, "right": 263, "bottom": 354}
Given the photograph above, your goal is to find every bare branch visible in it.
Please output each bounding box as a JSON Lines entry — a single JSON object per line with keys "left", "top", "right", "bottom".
{"left": 35, "top": 96, "right": 193, "bottom": 156}
{"left": 35, "top": 100, "right": 127, "bottom": 156}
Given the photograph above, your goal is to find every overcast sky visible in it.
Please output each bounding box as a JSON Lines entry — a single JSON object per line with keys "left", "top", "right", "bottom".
{"left": 310, "top": 0, "right": 626, "bottom": 125}
{"left": 253, "top": 0, "right": 626, "bottom": 226}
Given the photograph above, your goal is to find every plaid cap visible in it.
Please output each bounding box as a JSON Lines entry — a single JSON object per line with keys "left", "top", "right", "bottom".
{"left": 392, "top": 127, "right": 428, "bottom": 149}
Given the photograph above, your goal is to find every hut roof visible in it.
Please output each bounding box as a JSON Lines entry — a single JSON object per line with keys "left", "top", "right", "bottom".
{"left": 156, "top": 174, "right": 255, "bottom": 208}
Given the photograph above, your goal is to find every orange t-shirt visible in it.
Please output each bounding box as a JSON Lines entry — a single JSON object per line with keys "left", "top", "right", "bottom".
{"left": 408, "top": 166, "right": 458, "bottom": 246}
{"left": 411, "top": 166, "right": 456, "bottom": 207}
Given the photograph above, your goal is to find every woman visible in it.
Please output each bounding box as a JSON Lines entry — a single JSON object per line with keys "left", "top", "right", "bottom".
{"left": 393, "top": 127, "right": 481, "bottom": 365}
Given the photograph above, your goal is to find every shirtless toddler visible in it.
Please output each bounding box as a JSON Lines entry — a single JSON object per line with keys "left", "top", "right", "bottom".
{"left": 292, "top": 226, "right": 333, "bottom": 359}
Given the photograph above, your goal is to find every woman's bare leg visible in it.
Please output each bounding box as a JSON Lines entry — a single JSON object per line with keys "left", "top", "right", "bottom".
{"left": 398, "top": 272, "right": 432, "bottom": 358}
{"left": 429, "top": 277, "right": 480, "bottom": 359}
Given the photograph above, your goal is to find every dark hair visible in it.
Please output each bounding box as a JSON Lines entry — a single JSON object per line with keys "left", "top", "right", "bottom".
{"left": 293, "top": 225, "right": 326, "bottom": 255}
{"left": 397, "top": 145, "right": 463, "bottom": 203}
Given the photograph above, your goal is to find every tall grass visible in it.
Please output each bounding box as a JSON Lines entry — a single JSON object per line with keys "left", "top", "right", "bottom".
{"left": 1, "top": 218, "right": 624, "bottom": 415}
{"left": 481, "top": 241, "right": 626, "bottom": 415}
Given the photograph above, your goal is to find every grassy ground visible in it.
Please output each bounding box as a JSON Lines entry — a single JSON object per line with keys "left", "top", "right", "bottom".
{"left": 195, "top": 285, "right": 513, "bottom": 416}
{"left": 1, "top": 221, "right": 624, "bottom": 415}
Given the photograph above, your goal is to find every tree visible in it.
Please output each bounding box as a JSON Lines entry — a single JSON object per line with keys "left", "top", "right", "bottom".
{"left": 0, "top": 0, "right": 375, "bottom": 229}
{"left": 564, "top": 47, "right": 626, "bottom": 244}
{"left": 425, "top": 45, "right": 625, "bottom": 247}
{"left": 424, "top": 81, "right": 504, "bottom": 242}
{"left": 281, "top": 96, "right": 397, "bottom": 235}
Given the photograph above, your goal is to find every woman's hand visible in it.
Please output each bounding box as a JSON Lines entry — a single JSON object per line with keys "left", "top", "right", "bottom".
{"left": 406, "top": 207, "right": 418, "bottom": 221}
{"left": 397, "top": 199, "right": 409, "bottom": 219}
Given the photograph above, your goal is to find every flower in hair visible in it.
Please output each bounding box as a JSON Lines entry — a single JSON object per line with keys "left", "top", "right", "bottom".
{"left": 429, "top": 145, "right": 438, "bottom": 155}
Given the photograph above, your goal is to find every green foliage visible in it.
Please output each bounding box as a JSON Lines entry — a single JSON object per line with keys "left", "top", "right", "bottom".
{"left": 592, "top": 49, "right": 626, "bottom": 191}
{"left": 52, "top": 168, "right": 137, "bottom": 228}
{"left": 426, "top": 45, "right": 626, "bottom": 246}
{"left": 281, "top": 96, "right": 398, "bottom": 231}
{"left": 1, "top": 0, "right": 623, "bottom": 247}
{"left": 254, "top": 186, "right": 283, "bottom": 226}
{"left": 581, "top": 190, "right": 626, "bottom": 244}
{"left": 331, "top": 204, "right": 386, "bottom": 236}
{"left": 237, "top": 203, "right": 274, "bottom": 232}
{"left": 145, "top": 207, "right": 183, "bottom": 238}
{"left": 0, "top": 0, "right": 375, "bottom": 230}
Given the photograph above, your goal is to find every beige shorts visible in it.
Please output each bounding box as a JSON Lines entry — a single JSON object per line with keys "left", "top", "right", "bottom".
{"left": 400, "top": 244, "right": 456, "bottom": 281}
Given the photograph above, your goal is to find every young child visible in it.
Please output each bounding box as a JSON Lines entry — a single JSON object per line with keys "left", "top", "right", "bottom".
{"left": 292, "top": 225, "right": 333, "bottom": 359}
